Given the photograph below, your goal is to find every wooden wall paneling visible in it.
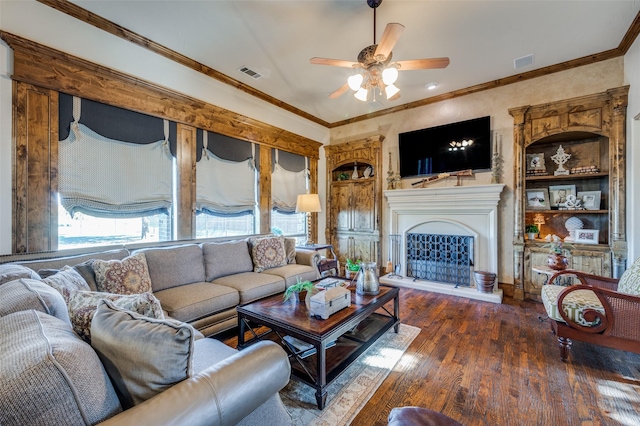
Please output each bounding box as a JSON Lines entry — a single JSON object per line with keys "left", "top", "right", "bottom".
{"left": 176, "top": 124, "right": 196, "bottom": 240}
{"left": 0, "top": 32, "right": 322, "bottom": 160}
{"left": 259, "top": 148, "right": 273, "bottom": 234}
{"left": 309, "top": 158, "right": 318, "bottom": 244}
{"left": 12, "top": 81, "right": 58, "bottom": 253}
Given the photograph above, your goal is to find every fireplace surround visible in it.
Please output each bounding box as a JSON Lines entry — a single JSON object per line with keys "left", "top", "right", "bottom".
{"left": 381, "top": 184, "right": 505, "bottom": 303}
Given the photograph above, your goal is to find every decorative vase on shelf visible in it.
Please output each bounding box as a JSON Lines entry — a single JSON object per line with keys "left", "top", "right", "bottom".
{"left": 352, "top": 164, "right": 359, "bottom": 179}
{"left": 547, "top": 253, "right": 569, "bottom": 271}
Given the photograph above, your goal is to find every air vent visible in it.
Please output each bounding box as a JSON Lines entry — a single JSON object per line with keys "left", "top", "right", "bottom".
{"left": 514, "top": 54, "right": 534, "bottom": 69}
{"left": 238, "top": 66, "right": 262, "bottom": 79}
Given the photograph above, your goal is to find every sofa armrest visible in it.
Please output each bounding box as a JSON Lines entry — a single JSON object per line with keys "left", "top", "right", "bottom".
{"left": 295, "top": 249, "right": 321, "bottom": 269}
{"left": 98, "top": 341, "right": 290, "bottom": 426}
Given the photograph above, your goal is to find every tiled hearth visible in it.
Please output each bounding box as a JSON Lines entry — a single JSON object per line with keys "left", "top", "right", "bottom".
{"left": 380, "top": 184, "right": 505, "bottom": 303}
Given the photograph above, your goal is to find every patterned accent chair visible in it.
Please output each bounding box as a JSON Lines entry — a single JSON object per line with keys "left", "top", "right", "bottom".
{"left": 541, "top": 257, "right": 640, "bottom": 362}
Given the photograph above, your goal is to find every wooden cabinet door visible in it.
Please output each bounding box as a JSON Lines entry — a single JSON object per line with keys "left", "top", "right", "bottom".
{"left": 351, "top": 234, "right": 379, "bottom": 264}
{"left": 351, "top": 180, "right": 376, "bottom": 233}
{"left": 331, "top": 183, "right": 353, "bottom": 232}
{"left": 571, "top": 251, "right": 611, "bottom": 276}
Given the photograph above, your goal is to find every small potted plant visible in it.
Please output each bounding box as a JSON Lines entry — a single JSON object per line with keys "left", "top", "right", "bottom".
{"left": 345, "top": 258, "right": 361, "bottom": 279}
{"left": 283, "top": 278, "right": 314, "bottom": 302}
{"left": 525, "top": 224, "right": 539, "bottom": 240}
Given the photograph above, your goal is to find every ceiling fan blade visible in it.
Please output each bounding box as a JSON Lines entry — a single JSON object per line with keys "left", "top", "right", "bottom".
{"left": 329, "top": 83, "right": 350, "bottom": 99}
{"left": 374, "top": 23, "right": 405, "bottom": 60}
{"left": 396, "top": 57, "right": 450, "bottom": 70}
{"left": 310, "top": 57, "right": 360, "bottom": 68}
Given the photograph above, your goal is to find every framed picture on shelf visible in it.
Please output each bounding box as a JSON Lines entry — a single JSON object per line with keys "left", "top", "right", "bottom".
{"left": 548, "top": 184, "right": 576, "bottom": 208}
{"left": 578, "top": 191, "right": 601, "bottom": 210}
{"left": 575, "top": 229, "right": 599, "bottom": 244}
{"left": 526, "top": 153, "right": 546, "bottom": 171}
{"left": 525, "top": 188, "right": 550, "bottom": 210}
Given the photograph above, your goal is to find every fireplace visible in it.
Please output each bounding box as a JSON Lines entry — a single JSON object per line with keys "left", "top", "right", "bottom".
{"left": 380, "top": 184, "right": 505, "bottom": 303}
{"left": 406, "top": 233, "right": 474, "bottom": 286}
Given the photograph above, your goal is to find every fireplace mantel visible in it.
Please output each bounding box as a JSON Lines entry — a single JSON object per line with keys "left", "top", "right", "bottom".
{"left": 382, "top": 184, "right": 505, "bottom": 303}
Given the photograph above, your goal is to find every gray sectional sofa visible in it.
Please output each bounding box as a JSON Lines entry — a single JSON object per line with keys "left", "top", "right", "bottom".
{"left": 0, "top": 235, "right": 322, "bottom": 425}
{"left": 4, "top": 236, "right": 320, "bottom": 336}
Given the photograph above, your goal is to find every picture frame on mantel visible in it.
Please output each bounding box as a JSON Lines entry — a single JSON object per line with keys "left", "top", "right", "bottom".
{"left": 575, "top": 229, "right": 599, "bottom": 244}
{"left": 549, "top": 184, "right": 576, "bottom": 208}
{"left": 525, "top": 188, "right": 550, "bottom": 210}
{"left": 578, "top": 191, "right": 601, "bottom": 210}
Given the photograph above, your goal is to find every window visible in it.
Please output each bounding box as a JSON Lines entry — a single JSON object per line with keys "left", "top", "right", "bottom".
{"left": 271, "top": 210, "right": 306, "bottom": 244}
{"left": 58, "top": 199, "right": 171, "bottom": 249}
{"left": 195, "top": 212, "right": 255, "bottom": 239}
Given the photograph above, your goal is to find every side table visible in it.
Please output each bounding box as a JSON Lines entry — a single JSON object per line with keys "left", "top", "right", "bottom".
{"left": 532, "top": 265, "right": 575, "bottom": 286}
{"left": 297, "top": 243, "right": 339, "bottom": 277}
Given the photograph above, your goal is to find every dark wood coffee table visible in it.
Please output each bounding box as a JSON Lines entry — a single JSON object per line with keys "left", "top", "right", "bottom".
{"left": 237, "top": 283, "right": 400, "bottom": 409}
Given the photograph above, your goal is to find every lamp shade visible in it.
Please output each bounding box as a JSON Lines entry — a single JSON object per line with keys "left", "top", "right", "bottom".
{"left": 295, "top": 194, "right": 321, "bottom": 213}
{"left": 354, "top": 87, "right": 368, "bottom": 102}
{"left": 382, "top": 67, "right": 399, "bottom": 85}
{"left": 347, "top": 74, "right": 364, "bottom": 91}
{"left": 385, "top": 84, "right": 400, "bottom": 99}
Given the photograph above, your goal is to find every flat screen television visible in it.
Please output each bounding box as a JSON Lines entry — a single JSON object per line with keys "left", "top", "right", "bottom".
{"left": 399, "top": 116, "right": 491, "bottom": 178}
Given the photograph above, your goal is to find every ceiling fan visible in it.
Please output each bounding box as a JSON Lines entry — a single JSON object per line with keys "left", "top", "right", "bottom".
{"left": 310, "top": 0, "right": 449, "bottom": 102}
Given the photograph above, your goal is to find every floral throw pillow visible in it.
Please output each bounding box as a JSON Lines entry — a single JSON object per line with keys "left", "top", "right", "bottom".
{"left": 93, "top": 253, "right": 153, "bottom": 295}
{"left": 41, "top": 266, "right": 90, "bottom": 304}
{"left": 250, "top": 236, "right": 287, "bottom": 272}
{"left": 67, "top": 290, "right": 164, "bottom": 342}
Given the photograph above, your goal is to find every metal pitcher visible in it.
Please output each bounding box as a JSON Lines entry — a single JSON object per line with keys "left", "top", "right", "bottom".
{"left": 356, "top": 261, "right": 380, "bottom": 296}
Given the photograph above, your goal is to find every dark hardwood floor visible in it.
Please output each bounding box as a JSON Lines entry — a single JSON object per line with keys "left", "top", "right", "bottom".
{"left": 223, "top": 287, "right": 640, "bottom": 425}
{"left": 352, "top": 288, "right": 640, "bottom": 426}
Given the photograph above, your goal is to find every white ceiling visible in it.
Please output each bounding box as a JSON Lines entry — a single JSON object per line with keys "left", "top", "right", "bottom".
{"left": 71, "top": 0, "right": 640, "bottom": 125}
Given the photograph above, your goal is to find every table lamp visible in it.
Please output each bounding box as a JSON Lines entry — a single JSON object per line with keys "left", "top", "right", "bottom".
{"left": 533, "top": 213, "right": 546, "bottom": 237}
{"left": 295, "top": 193, "right": 321, "bottom": 246}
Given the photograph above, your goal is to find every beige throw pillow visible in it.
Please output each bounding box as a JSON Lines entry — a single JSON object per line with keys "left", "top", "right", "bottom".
{"left": 67, "top": 290, "right": 164, "bottom": 342}
{"left": 0, "top": 264, "right": 40, "bottom": 286}
{"left": 250, "top": 236, "right": 287, "bottom": 272}
{"left": 93, "top": 252, "right": 152, "bottom": 295}
{"left": 42, "top": 266, "right": 90, "bottom": 304}
{"left": 91, "top": 299, "right": 196, "bottom": 409}
{"left": 284, "top": 237, "right": 297, "bottom": 264}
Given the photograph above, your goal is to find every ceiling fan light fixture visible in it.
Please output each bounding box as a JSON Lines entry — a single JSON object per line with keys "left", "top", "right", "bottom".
{"left": 354, "top": 87, "right": 369, "bottom": 102}
{"left": 347, "top": 74, "right": 364, "bottom": 91}
{"left": 385, "top": 83, "right": 400, "bottom": 99}
{"left": 382, "top": 66, "right": 398, "bottom": 85}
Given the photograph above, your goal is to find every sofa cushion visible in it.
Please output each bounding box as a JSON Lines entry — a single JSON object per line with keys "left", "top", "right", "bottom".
{"left": 284, "top": 238, "right": 297, "bottom": 264}
{"left": 154, "top": 282, "right": 239, "bottom": 323}
{"left": 0, "top": 278, "right": 70, "bottom": 324}
{"left": 541, "top": 284, "right": 604, "bottom": 327}
{"left": 41, "top": 266, "right": 90, "bottom": 304}
{"left": 261, "top": 264, "right": 318, "bottom": 286}
{"left": 191, "top": 335, "right": 238, "bottom": 373}
{"left": 0, "top": 310, "right": 122, "bottom": 425}
{"left": 91, "top": 299, "right": 196, "bottom": 408}
{"left": 617, "top": 256, "right": 640, "bottom": 295}
{"left": 0, "top": 264, "right": 40, "bottom": 285}
{"left": 72, "top": 259, "right": 99, "bottom": 291}
{"left": 93, "top": 252, "right": 153, "bottom": 295}
{"left": 67, "top": 290, "right": 164, "bottom": 342}
{"left": 13, "top": 248, "right": 129, "bottom": 274}
{"left": 135, "top": 244, "right": 206, "bottom": 292}
{"left": 250, "top": 236, "right": 287, "bottom": 272}
{"left": 212, "top": 272, "right": 285, "bottom": 304}
{"left": 202, "top": 240, "right": 254, "bottom": 281}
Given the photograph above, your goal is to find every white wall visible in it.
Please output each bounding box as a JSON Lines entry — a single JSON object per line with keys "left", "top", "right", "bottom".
{"left": 624, "top": 37, "right": 640, "bottom": 264}
{"left": 0, "top": 0, "right": 330, "bottom": 254}
{"left": 329, "top": 59, "right": 626, "bottom": 285}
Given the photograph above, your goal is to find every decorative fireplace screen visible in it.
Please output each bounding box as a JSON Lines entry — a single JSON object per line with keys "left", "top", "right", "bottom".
{"left": 406, "top": 233, "right": 474, "bottom": 286}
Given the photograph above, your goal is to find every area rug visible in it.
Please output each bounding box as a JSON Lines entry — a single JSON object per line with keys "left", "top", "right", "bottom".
{"left": 280, "top": 324, "right": 420, "bottom": 426}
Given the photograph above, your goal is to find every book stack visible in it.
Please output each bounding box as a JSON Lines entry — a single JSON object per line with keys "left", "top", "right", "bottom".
{"left": 526, "top": 170, "right": 548, "bottom": 177}
{"left": 283, "top": 336, "right": 336, "bottom": 359}
{"left": 570, "top": 165, "right": 599, "bottom": 174}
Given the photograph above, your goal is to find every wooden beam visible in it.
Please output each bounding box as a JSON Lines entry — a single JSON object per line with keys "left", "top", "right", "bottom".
{"left": 176, "top": 124, "right": 197, "bottom": 240}
{"left": 0, "top": 31, "right": 322, "bottom": 160}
